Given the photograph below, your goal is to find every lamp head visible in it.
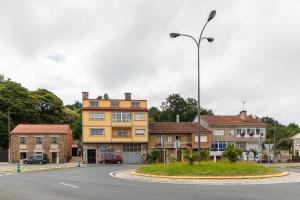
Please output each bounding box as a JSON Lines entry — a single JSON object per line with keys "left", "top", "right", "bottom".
{"left": 208, "top": 10, "right": 216, "bottom": 22}
{"left": 207, "top": 37, "right": 214, "bottom": 42}
{"left": 169, "top": 33, "right": 181, "bottom": 38}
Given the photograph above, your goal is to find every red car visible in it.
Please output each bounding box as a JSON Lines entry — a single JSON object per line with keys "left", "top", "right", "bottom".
{"left": 99, "top": 155, "right": 122, "bottom": 164}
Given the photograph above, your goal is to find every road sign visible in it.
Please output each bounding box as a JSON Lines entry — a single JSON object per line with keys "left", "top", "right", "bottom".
{"left": 264, "top": 144, "right": 273, "bottom": 150}
{"left": 174, "top": 140, "right": 181, "bottom": 149}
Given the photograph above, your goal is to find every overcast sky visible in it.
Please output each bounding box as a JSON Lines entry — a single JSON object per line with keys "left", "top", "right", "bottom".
{"left": 0, "top": 0, "right": 300, "bottom": 125}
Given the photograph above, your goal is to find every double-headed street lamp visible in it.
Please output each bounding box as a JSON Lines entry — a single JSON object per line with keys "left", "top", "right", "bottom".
{"left": 170, "top": 10, "right": 216, "bottom": 161}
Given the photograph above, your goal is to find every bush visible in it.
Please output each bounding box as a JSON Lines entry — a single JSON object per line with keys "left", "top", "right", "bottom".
{"left": 200, "top": 149, "right": 210, "bottom": 161}
{"left": 147, "top": 149, "right": 160, "bottom": 163}
{"left": 183, "top": 148, "right": 196, "bottom": 165}
{"left": 223, "top": 144, "right": 242, "bottom": 162}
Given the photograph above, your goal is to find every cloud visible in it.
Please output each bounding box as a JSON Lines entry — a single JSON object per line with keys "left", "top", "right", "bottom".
{"left": 0, "top": 0, "right": 300, "bottom": 125}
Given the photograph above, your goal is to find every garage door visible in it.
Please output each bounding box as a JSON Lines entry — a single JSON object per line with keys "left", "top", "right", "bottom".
{"left": 122, "top": 144, "right": 142, "bottom": 164}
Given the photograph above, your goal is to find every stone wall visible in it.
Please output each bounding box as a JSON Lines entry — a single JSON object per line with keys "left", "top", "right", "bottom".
{"left": 10, "top": 134, "right": 70, "bottom": 163}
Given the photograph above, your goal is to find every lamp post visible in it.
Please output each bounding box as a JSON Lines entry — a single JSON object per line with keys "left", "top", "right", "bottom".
{"left": 169, "top": 10, "right": 216, "bottom": 161}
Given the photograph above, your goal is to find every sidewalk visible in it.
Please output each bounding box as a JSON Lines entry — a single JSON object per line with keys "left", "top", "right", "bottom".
{"left": 263, "top": 162, "right": 300, "bottom": 168}
{"left": 0, "top": 163, "right": 79, "bottom": 173}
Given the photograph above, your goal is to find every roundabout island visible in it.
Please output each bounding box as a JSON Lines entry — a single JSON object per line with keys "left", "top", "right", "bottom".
{"left": 111, "top": 162, "right": 300, "bottom": 185}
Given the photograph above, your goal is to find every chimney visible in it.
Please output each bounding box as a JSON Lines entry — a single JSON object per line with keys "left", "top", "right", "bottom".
{"left": 82, "top": 91, "right": 89, "bottom": 100}
{"left": 176, "top": 114, "right": 180, "bottom": 123}
{"left": 125, "top": 92, "right": 131, "bottom": 100}
{"left": 239, "top": 110, "right": 248, "bottom": 121}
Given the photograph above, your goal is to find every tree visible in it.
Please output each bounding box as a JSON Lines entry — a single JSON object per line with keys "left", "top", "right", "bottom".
{"left": 65, "top": 100, "right": 82, "bottom": 110}
{"left": 149, "top": 94, "right": 213, "bottom": 122}
{"left": 183, "top": 148, "right": 196, "bottom": 165}
{"left": 146, "top": 149, "right": 160, "bottom": 163}
{"left": 223, "top": 144, "right": 242, "bottom": 162}
{"left": 200, "top": 149, "right": 210, "bottom": 161}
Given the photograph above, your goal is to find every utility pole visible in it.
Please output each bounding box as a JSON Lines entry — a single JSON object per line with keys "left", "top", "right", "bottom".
{"left": 274, "top": 125, "right": 276, "bottom": 162}
{"left": 8, "top": 110, "right": 11, "bottom": 163}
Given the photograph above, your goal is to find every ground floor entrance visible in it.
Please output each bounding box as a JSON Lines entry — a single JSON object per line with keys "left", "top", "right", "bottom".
{"left": 87, "top": 149, "right": 96, "bottom": 164}
{"left": 122, "top": 144, "right": 142, "bottom": 164}
{"left": 51, "top": 152, "right": 58, "bottom": 164}
{"left": 83, "top": 143, "right": 147, "bottom": 164}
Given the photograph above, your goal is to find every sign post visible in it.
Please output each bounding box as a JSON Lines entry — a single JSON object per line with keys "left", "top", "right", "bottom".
{"left": 264, "top": 143, "right": 273, "bottom": 165}
{"left": 173, "top": 140, "right": 181, "bottom": 161}
{"left": 160, "top": 135, "right": 166, "bottom": 166}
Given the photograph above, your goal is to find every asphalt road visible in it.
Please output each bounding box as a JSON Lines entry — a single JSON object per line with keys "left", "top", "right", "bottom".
{"left": 0, "top": 165, "right": 300, "bottom": 200}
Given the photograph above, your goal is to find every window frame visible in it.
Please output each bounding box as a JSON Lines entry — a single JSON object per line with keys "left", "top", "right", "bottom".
{"left": 89, "top": 100, "right": 99, "bottom": 107}
{"left": 19, "top": 136, "right": 27, "bottom": 144}
{"left": 35, "top": 137, "right": 43, "bottom": 144}
{"left": 89, "top": 128, "right": 105, "bottom": 136}
{"left": 89, "top": 112, "right": 105, "bottom": 120}
{"left": 51, "top": 137, "right": 58, "bottom": 144}
{"left": 111, "top": 101, "right": 120, "bottom": 108}
{"left": 135, "top": 129, "right": 145, "bottom": 136}
{"left": 112, "top": 112, "right": 131, "bottom": 122}
{"left": 131, "top": 101, "right": 140, "bottom": 108}
{"left": 117, "top": 130, "right": 128, "bottom": 138}
{"left": 135, "top": 113, "right": 145, "bottom": 121}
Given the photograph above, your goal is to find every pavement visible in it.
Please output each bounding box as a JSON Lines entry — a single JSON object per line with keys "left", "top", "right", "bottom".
{"left": 0, "top": 163, "right": 78, "bottom": 173}
{"left": 0, "top": 165, "right": 300, "bottom": 200}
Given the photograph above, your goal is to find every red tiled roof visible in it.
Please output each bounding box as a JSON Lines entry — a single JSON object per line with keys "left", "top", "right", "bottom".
{"left": 201, "top": 115, "right": 266, "bottom": 126}
{"left": 11, "top": 124, "right": 70, "bottom": 134}
{"left": 149, "top": 122, "right": 209, "bottom": 133}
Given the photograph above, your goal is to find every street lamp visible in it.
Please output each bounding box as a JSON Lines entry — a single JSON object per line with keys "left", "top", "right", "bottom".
{"left": 169, "top": 10, "right": 216, "bottom": 161}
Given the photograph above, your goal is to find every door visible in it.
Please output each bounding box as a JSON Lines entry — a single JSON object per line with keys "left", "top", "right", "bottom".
{"left": 0, "top": 150, "right": 8, "bottom": 162}
{"left": 122, "top": 144, "right": 142, "bottom": 164}
{"left": 87, "top": 149, "right": 96, "bottom": 164}
{"left": 52, "top": 152, "right": 57, "bottom": 164}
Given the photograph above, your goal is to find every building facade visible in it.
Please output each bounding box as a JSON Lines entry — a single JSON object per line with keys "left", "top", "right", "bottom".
{"left": 291, "top": 133, "right": 300, "bottom": 156}
{"left": 148, "top": 122, "right": 212, "bottom": 162}
{"left": 194, "top": 111, "right": 267, "bottom": 160}
{"left": 82, "top": 92, "right": 148, "bottom": 164}
{"left": 10, "top": 124, "right": 73, "bottom": 163}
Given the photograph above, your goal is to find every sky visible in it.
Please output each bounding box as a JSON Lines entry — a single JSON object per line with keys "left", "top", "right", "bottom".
{"left": 0, "top": 0, "right": 300, "bottom": 125}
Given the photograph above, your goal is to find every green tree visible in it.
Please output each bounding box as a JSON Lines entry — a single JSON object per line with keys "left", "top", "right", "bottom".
{"left": 200, "top": 149, "right": 210, "bottom": 161}
{"left": 183, "top": 148, "right": 196, "bottom": 165}
{"left": 223, "top": 144, "right": 242, "bottom": 162}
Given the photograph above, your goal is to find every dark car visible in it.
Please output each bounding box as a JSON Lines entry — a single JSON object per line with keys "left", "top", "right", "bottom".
{"left": 23, "top": 154, "right": 49, "bottom": 164}
{"left": 99, "top": 155, "right": 122, "bottom": 164}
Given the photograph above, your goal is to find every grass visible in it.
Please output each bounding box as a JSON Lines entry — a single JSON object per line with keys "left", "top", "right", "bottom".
{"left": 136, "top": 162, "right": 281, "bottom": 176}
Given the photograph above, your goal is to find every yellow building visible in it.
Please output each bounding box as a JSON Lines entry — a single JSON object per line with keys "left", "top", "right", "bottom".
{"left": 82, "top": 92, "right": 148, "bottom": 164}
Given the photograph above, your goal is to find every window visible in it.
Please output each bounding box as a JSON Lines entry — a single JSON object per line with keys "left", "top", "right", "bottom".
{"left": 135, "top": 113, "right": 145, "bottom": 120}
{"left": 195, "top": 136, "right": 208, "bottom": 143}
{"left": 90, "top": 113, "right": 105, "bottom": 120}
{"left": 211, "top": 141, "right": 227, "bottom": 151}
{"left": 213, "top": 129, "right": 224, "bottom": 136}
{"left": 90, "top": 128, "right": 104, "bottom": 136}
{"left": 135, "top": 129, "right": 145, "bottom": 136}
{"left": 51, "top": 137, "right": 58, "bottom": 144}
{"left": 112, "top": 112, "right": 131, "bottom": 122}
{"left": 89, "top": 100, "right": 98, "bottom": 107}
{"left": 167, "top": 136, "right": 173, "bottom": 143}
{"left": 35, "top": 137, "right": 42, "bottom": 144}
{"left": 247, "top": 128, "right": 255, "bottom": 137}
{"left": 237, "top": 128, "right": 246, "bottom": 137}
{"left": 20, "top": 152, "right": 26, "bottom": 159}
{"left": 131, "top": 101, "right": 140, "bottom": 108}
{"left": 117, "top": 130, "right": 128, "bottom": 138}
{"left": 295, "top": 139, "right": 300, "bottom": 146}
{"left": 175, "top": 136, "right": 181, "bottom": 141}
{"left": 111, "top": 101, "right": 120, "bottom": 107}
{"left": 19, "top": 137, "right": 27, "bottom": 144}
{"left": 229, "top": 129, "right": 235, "bottom": 136}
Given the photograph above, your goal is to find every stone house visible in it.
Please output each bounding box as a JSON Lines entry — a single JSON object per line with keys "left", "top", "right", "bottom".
{"left": 148, "top": 122, "right": 212, "bottom": 162}
{"left": 10, "top": 124, "right": 73, "bottom": 163}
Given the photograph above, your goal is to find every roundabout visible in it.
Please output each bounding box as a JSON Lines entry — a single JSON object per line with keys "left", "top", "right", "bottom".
{"left": 111, "top": 169, "right": 300, "bottom": 185}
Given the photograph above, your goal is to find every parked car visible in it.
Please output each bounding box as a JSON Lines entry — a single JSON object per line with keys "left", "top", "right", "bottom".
{"left": 99, "top": 155, "right": 122, "bottom": 164}
{"left": 23, "top": 154, "right": 49, "bottom": 164}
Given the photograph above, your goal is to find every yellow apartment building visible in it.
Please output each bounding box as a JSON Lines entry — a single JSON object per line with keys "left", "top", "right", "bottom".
{"left": 82, "top": 92, "right": 148, "bottom": 164}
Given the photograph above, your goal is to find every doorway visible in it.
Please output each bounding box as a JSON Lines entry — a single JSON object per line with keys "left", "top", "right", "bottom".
{"left": 87, "top": 149, "right": 96, "bottom": 164}
{"left": 52, "top": 152, "right": 58, "bottom": 164}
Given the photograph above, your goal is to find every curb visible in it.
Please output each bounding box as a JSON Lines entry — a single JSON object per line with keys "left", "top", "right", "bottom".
{"left": 0, "top": 166, "right": 77, "bottom": 173}
{"left": 131, "top": 170, "right": 289, "bottom": 179}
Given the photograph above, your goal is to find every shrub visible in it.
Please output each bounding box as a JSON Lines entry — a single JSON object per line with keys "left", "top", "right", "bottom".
{"left": 200, "top": 149, "right": 210, "bottom": 161}
{"left": 183, "top": 148, "right": 195, "bottom": 165}
{"left": 223, "top": 144, "right": 242, "bottom": 162}
{"left": 147, "top": 149, "right": 160, "bottom": 163}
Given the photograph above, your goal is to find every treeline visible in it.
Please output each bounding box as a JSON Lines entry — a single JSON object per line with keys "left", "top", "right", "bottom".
{"left": 0, "top": 75, "right": 81, "bottom": 149}
{"left": 148, "top": 94, "right": 213, "bottom": 122}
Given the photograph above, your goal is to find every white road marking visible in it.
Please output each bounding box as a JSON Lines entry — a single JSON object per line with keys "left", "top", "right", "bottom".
{"left": 4, "top": 173, "right": 12, "bottom": 176}
{"left": 59, "top": 182, "right": 79, "bottom": 189}
{"left": 0, "top": 175, "right": 2, "bottom": 177}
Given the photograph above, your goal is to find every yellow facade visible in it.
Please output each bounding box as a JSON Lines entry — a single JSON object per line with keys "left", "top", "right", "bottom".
{"left": 82, "top": 98, "right": 148, "bottom": 143}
